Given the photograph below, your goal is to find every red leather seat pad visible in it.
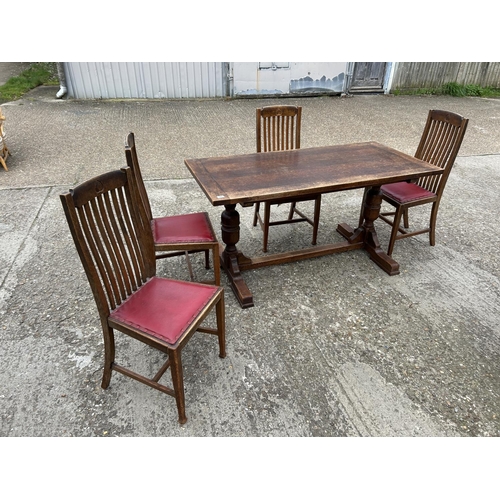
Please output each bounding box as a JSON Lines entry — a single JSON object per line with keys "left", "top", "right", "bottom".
{"left": 110, "top": 277, "right": 218, "bottom": 344}
{"left": 153, "top": 212, "right": 215, "bottom": 244}
{"left": 381, "top": 182, "right": 434, "bottom": 203}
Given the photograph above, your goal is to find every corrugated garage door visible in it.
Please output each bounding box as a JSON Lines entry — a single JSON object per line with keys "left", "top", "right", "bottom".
{"left": 65, "top": 62, "right": 228, "bottom": 99}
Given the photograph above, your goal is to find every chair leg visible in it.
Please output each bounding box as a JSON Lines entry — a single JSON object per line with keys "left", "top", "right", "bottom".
{"left": 212, "top": 245, "right": 221, "bottom": 287}
{"left": 359, "top": 187, "right": 369, "bottom": 227}
{"left": 216, "top": 294, "right": 226, "bottom": 358}
{"left": 312, "top": 196, "right": 321, "bottom": 245}
{"left": 204, "top": 249, "right": 210, "bottom": 269}
{"left": 169, "top": 349, "right": 187, "bottom": 424}
{"left": 263, "top": 201, "right": 271, "bottom": 252}
{"left": 184, "top": 251, "right": 195, "bottom": 281}
{"left": 253, "top": 202, "right": 260, "bottom": 227}
{"left": 387, "top": 206, "right": 405, "bottom": 256}
{"left": 101, "top": 326, "right": 116, "bottom": 389}
{"left": 429, "top": 202, "right": 439, "bottom": 246}
{"left": 403, "top": 208, "right": 409, "bottom": 228}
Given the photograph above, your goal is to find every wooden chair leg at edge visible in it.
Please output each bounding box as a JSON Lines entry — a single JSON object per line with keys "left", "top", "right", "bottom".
{"left": 253, "top": 202, "right": 260, "bottom": 227}
{"left": 168, "top": 349, "right": 187, "bottom": 424}
{"left": 216, "top": 293, "right": 226, "bottom": 359}
{"left": 359, "top": 187, "right": 369, "bottom": 227}
{"left": 429, "top": 202, "right": 439, "bottom": 247}
{"left": 263, "top": 201, "right": 272, "bottom": 252}
{"left": 387, "top": 206, "right": 405, "bottom": 256}
{"left": 312, "top": 195, "right": 321, "bottom": 245}
{"left": 101, "top": 326, "right": 116, "bottom": 389}
{"left": 212, "top": 244, "right": 221, "bottom": 287}
{"left": 403, "top": 208, "right": 409, "bottom": 228}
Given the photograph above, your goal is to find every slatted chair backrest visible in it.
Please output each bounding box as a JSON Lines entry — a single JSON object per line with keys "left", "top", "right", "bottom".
{"left": 414, "top": 109, "right": 469, "bottom": 196}
{"left": 257, "top": 105, "right": 301, "bottom": 153}
{"left": 60, "top": 168, "right": 155, "bottom": 320}
{"left": 125, "top": 132, "right": 154, "bottom": 223}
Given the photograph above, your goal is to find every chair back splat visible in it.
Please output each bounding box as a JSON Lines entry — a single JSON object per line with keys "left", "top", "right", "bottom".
{"left": 253, "top": 105, "right": 321, "bottom": 252}
{"left": 125, "top": 134, "right": 153, "bottom": 222}
{"left": 60, "top": 167, "right": 226, "bottom": 424}
{"left": 125, "top": 132, "right": 221, "bottom": 286}
{"left": 62, "top": 169, "right": 155, "bottom": 316}
{"left": 257, "top": 105, "right": 301, "bottom": 152}
{"left": 414, "top": 109, "right": 468, "bottom": 196}
{"left": 369, "top": 109, "right": 469, "bottom": 256}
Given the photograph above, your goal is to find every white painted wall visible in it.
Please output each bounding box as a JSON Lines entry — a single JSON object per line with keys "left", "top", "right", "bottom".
{"left": 231, "top": 62, "right": 348, "bottom": 96}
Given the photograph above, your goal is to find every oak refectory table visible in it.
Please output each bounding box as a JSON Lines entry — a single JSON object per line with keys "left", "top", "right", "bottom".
{"left": 184, "top": 142, "right": 441, "bottom": 308}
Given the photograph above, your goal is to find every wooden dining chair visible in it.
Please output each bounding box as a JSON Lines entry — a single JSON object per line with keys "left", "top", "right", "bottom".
{"left": 60, "top": 167, "right": 226, "bottom": 425}
{"left": 125, "top": 132, "right": 220, "bottom": 286}
{"left": 360, "top": 109, "right": 469, "bottom": 256}
{"left": 253, "top": 105, "right": 321, "bottom": 252}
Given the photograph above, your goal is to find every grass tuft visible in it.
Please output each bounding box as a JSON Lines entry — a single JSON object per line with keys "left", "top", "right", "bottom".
{"left": 394, "top": 81, "right": 500, "bottom": 98}
{"left": 0, "top": 63, "right": 59, "bottom": 103}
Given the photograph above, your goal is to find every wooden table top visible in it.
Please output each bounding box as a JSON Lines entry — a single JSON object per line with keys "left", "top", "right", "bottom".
{"left": 184, "top": 142, "right": 442, "bottom": 206}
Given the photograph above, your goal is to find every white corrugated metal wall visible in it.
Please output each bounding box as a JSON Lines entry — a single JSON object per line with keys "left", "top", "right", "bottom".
{"left": 65, "top": 62, "right": 227, "bottom": 99}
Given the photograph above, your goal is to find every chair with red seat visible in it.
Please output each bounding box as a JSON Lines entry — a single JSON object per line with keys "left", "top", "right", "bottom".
{"left": 359, "top": 109, "right": 469, "bottom": 256}
{"left": 60, "top": 167, "right": 226, "bottom": 424}
{"left": 125, "top": 132, "right": 220, "bottom": 285}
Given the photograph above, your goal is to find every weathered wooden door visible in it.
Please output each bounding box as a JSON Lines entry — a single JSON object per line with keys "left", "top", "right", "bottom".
{"left": 350, "top": 62, "right": 387, "bottom": 91}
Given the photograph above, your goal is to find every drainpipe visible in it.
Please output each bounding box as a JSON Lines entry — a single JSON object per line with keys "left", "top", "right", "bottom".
{"left": 384, "top": 62, "right": 397, "bottom": 94}
{"left": 225, "top": 62, "right": 233, "bottom": 98}
{"left": 56, "top": 62, "right": 67, "bottom": 98}
{"left": 343, "top": 62, "right": 355, "bottom": 95}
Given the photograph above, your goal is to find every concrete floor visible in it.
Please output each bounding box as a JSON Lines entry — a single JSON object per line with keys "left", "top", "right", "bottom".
{"left": 1, "top": 82, "right": 499, "bottom": 440}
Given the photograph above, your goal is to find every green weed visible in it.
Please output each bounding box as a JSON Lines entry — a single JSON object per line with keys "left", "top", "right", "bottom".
{"left": 394, "top": 81, "right": 500, "bottom": 98}
{"left": 0, "top": 63, "right": 59, "bottom": 103}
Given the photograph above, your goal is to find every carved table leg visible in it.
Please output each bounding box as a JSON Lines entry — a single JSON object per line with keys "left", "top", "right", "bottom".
{"left": 220, "top": 204, "right": 254, "bottom": 308}
{"left": 337, "top": 186, "right": 400, "bottom": 275}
